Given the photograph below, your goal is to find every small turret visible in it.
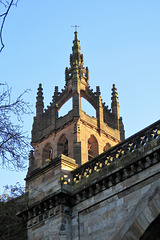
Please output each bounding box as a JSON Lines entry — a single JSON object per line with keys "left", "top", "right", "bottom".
{"left": 36, "top": 83, "right": 44, "bottom": 117}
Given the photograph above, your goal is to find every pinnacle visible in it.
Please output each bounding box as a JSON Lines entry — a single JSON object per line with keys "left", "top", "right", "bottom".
{"left": 37, "top": 83, "right": 43, "bottom": 98}
{"left": 36, "top": 83, "right": 44, "bottom": 106}
{"left": 36, "top": 83, "right": 44, "bottom": 116}
{"left": 111, "top": 84, "right": 119, "bottom": 102}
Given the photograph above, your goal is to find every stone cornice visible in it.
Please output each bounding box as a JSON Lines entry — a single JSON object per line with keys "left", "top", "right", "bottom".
{"left": 26, "top": 154, "right": 77, "bottom": 181}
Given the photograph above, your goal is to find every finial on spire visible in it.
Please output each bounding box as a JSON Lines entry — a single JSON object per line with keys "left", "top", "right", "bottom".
{"left": 71, "top": 25, "right": 80, "bottom": 32}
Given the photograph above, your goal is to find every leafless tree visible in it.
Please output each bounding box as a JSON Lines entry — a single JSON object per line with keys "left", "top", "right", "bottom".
{"left": 0, "top": 83, "right": 32, "bottom": 170}
{"left": 0, "top": 182, "right": 25, "bottom": 202}
{"left": 0, "top": 0, "right": 19, "bottom": 52}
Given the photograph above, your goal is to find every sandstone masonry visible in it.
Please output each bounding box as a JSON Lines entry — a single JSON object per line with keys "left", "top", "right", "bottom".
{"left": 18, "top": 31, "right": 160, "bottom": 240}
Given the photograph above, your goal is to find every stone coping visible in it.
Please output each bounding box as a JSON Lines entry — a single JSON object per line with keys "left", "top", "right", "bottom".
{"left": 26, "top": 154, "right": 77, "bottom": 181}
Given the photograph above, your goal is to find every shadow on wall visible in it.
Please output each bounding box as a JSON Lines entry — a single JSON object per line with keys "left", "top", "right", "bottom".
{"left": 57, "top": 135, "right": 68, "bottom": 156}
{"left": 88, "top": 135, "right": 98, "bottom": 161}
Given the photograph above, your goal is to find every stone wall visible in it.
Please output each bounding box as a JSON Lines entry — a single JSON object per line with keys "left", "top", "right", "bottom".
{"left": 27, "top": 205, "right": 72, "bottom": 240}
{"left": 23, "top": 120, "right": 160, "bottom": 240}
{"left": 25, "top": 161, "right": 160, "bottom": 240}
{"left": 72, "top": 164, "right": 160, "bottom": 240}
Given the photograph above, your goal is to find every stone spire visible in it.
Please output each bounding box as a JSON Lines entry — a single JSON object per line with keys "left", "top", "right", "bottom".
{"left": 111, "top": 84, "right": 120, "bottom": 129}
{"left": 36, "top": 83, "right": 44, "bottom": 116}
{"left": 65, "top": 31, "right": 89, "bottom": 86}
{"left": 70, "top": 31, "right": 84, "bottom": 68}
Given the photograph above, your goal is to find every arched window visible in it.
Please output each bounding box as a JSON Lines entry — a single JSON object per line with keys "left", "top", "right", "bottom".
{"left": 57, "top": 135, "right": 68, "bottom": 156}
{"left": 103, "top": 143, "right": 111, "bottom": 152}
{"left": 88, "top": 135, "right": 98, "bottom": 161}
{"left": 42, "top": 143, "right": 52, "bottom": 164}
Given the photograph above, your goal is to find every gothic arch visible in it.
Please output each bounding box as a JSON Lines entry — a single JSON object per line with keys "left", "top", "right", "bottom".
{"left": 88, "top": 135, "right": 98, "bottom": 161}
{"left": 81, "top": 97, "right": 96, "bottom": 117}
{"left": 58, "top": 97, "right": 72, "bottom": 117}
{"left": 42, "top": 143, "right": 52, "bottom": 164}
{"left": 114, "top": 185, "right": 160, "bottom": 240}
{"left": 80, "top": 90, "right": 97, "bottom": 110}
{"left": 57, "top": 90, "right": 72, "bottom": 111}
{"left": 140, "top": 214, "right": 160, "bottom": 240}
{"left": 57, "top": 134, "right": 68, "bottom": 156}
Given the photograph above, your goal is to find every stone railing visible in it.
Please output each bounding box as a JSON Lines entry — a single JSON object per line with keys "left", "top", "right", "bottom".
{"left": 61, "top": 120, "right": 160, "bottom": 186}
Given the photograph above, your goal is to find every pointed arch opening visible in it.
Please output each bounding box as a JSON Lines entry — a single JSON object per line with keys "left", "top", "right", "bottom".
{"left": 88, "top": 135, "right": 98, "bottom": 161}
{"left": 57, "top": 135, "right": 68, "bottom": 156}
{"left": 42, "top": 143, "right": 52, "bottom": 164}
{"left": 58, "top": 98, "right": 72, "bottom": 118}
{"left": 103, "top": 143, "right": 111, "bottom": 152}
{"left": 140, "top": 214, "right": 160, "bottom": 240}
{"left": 81, "top": 97, "right": 96, "bottom": 118}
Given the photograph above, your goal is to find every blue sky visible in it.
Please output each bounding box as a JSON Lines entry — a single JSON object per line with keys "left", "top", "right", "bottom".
{"left": 0, "top": 0, "right": 160, "bottom": 194}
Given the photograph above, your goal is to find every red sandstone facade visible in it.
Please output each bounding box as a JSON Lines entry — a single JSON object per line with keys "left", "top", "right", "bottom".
{"left": 21, "top": 31, "right": 160, "bottom": 240}
{"left": 28, "top": 31, "right": 125, "bottom": 172}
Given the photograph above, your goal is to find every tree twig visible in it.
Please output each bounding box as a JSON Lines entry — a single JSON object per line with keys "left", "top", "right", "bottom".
{"left": 0, "top": 0, "right": 19, "bottom": 52}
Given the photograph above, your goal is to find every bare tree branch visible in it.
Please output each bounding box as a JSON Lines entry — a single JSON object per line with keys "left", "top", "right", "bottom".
{"left": 0, "top": 83, "right": 33, "bottom": 171}
{"left": 0, "top": 182, "right": 25, "bottom": 202}
{"left": 0, "top": 0, "right": 19, "bottom": 52}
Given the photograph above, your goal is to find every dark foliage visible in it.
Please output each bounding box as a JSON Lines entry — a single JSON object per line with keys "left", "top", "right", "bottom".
{"left": 0, "top": 195, "right": 27, "bottom": 240}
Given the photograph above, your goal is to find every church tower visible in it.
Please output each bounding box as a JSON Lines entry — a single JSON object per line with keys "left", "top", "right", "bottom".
{"left": 19, "top": 30, "right": 160, "bottom": 240}
{"left": 24, "top": 31, "right": 125, "bottom": 239}
{"left": 28, "top": 30, "right": 125, "bottom": 173}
